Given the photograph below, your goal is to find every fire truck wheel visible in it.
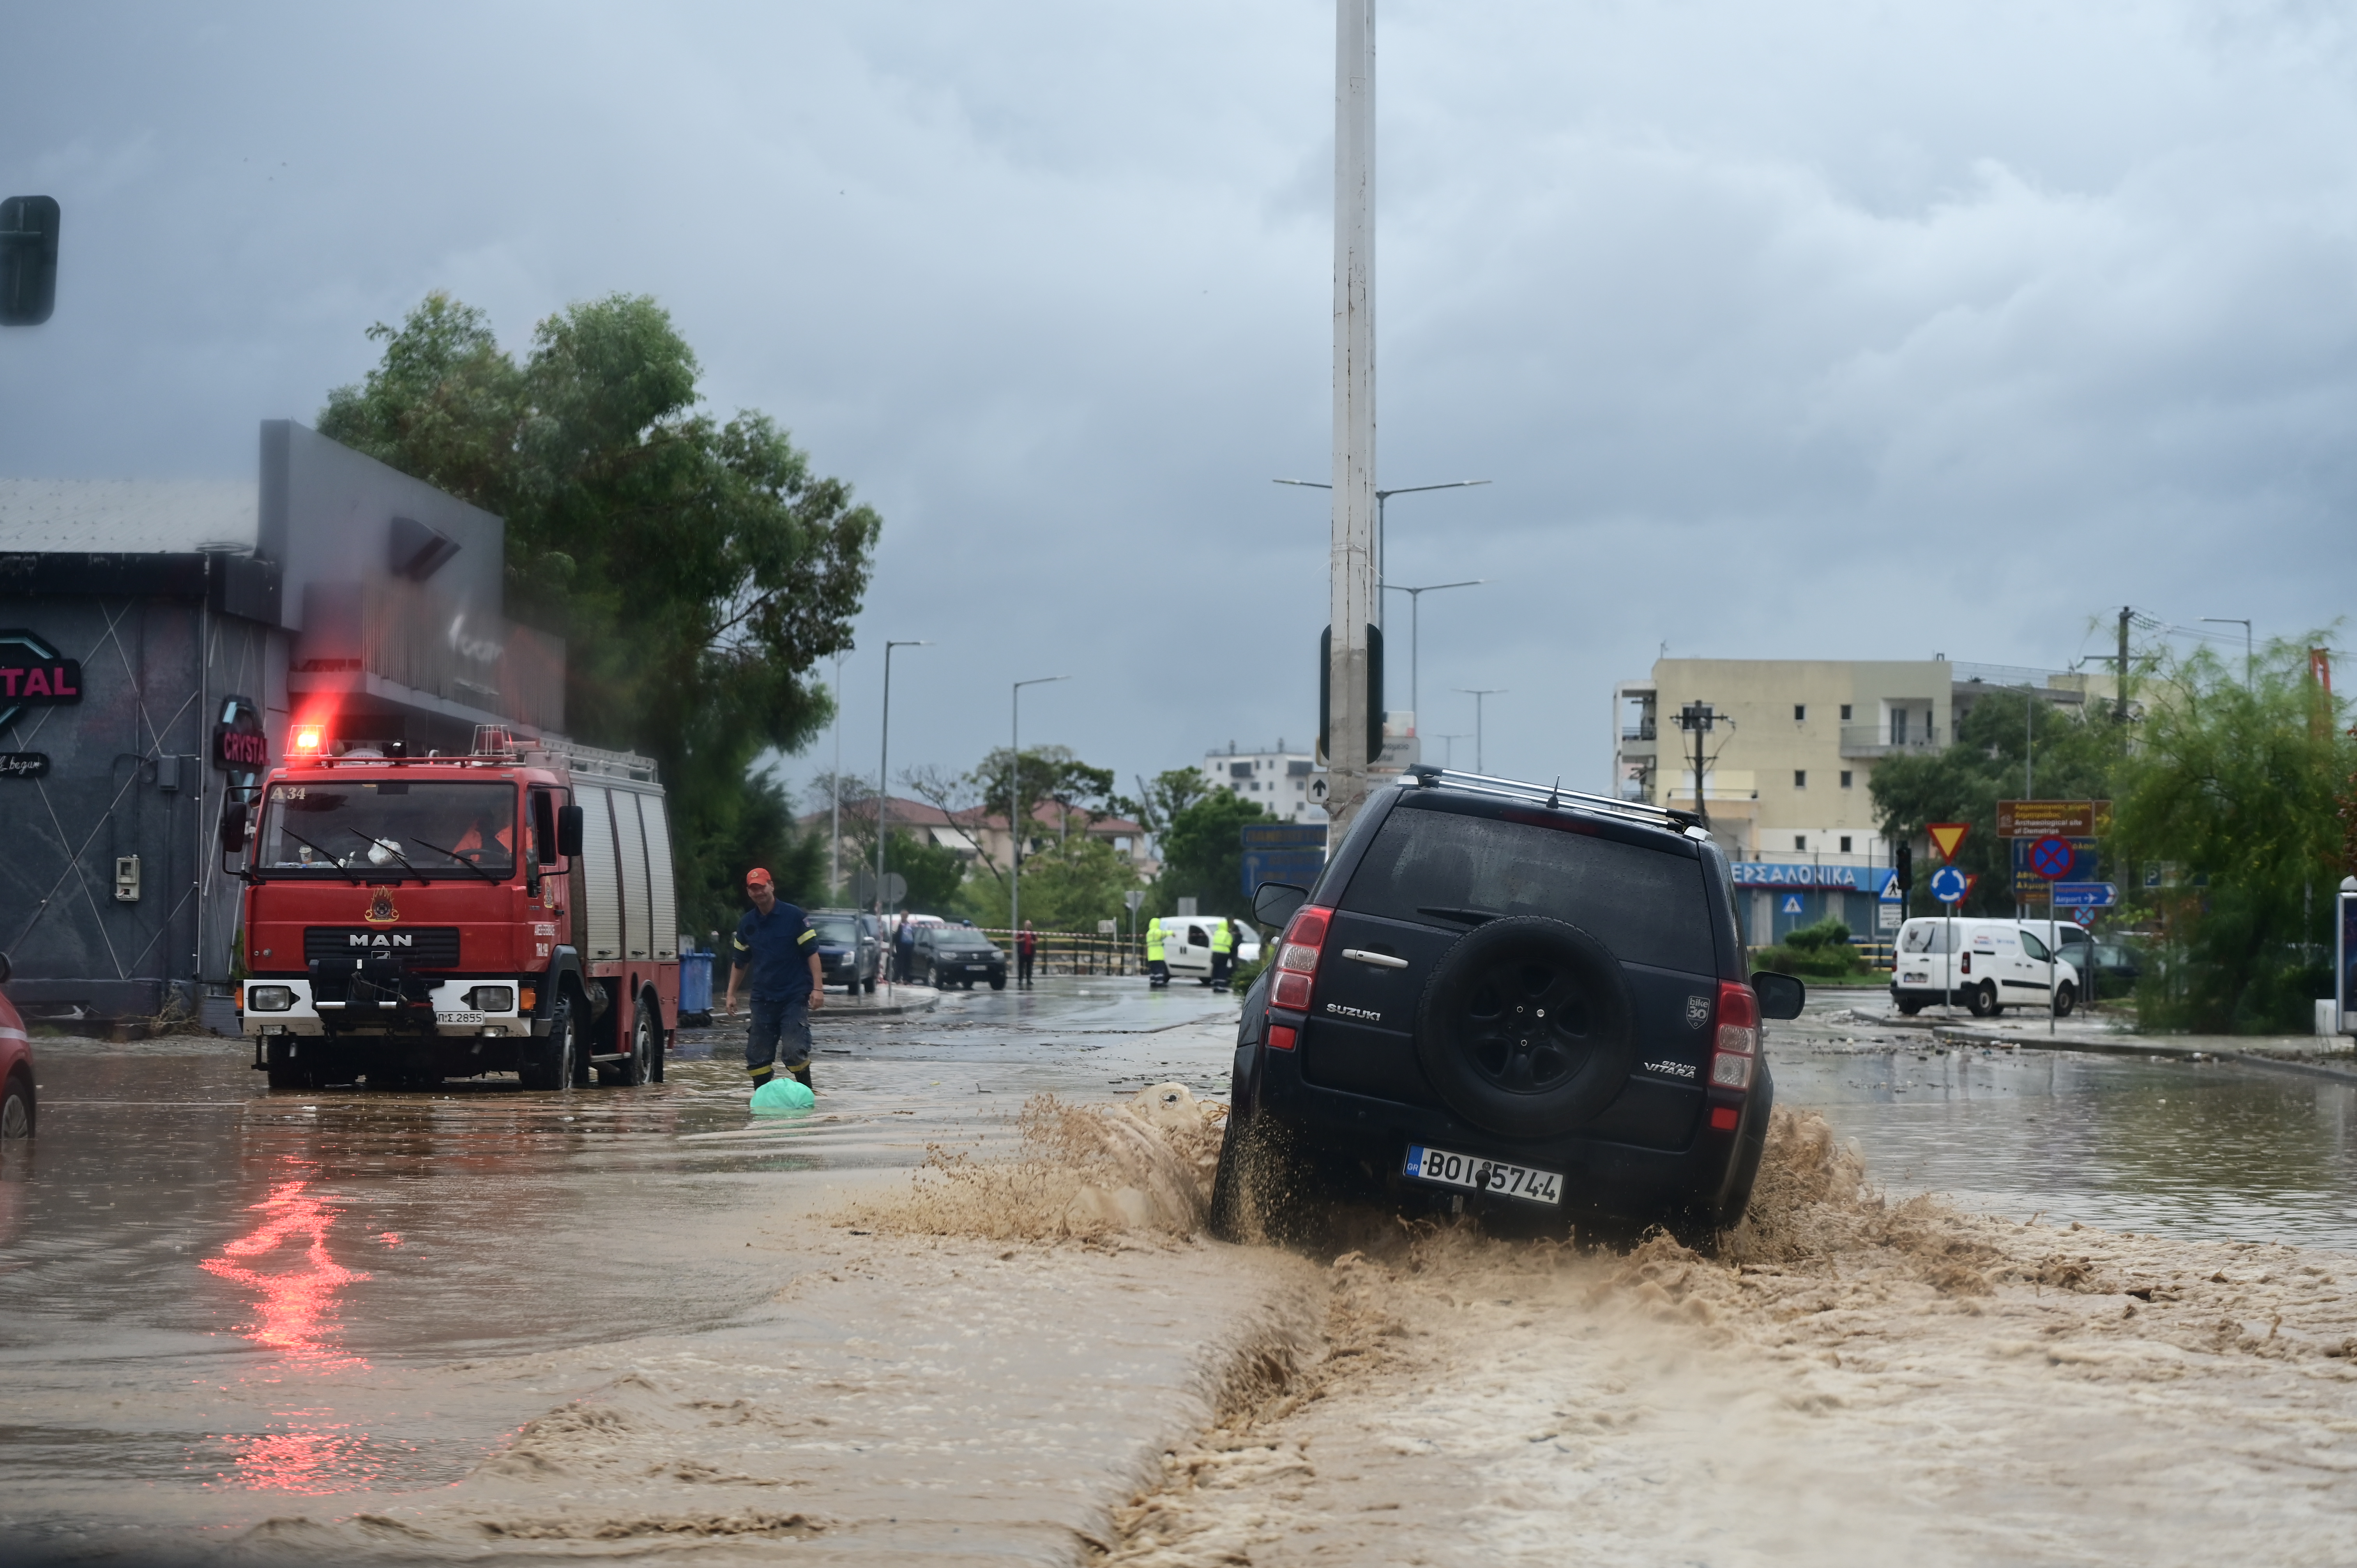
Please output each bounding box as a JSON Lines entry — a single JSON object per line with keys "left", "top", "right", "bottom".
{"left": 615, "top": 995, "right": 656, "bottom": 1086}
{"left": 521, "top": 993, "right": 576, "bottom": 1091}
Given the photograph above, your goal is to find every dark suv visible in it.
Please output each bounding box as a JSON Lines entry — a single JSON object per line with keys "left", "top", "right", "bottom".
{"left": 1213, "top": 766, "right": 1804, "bottom": 1235}
{"left": 916, "top": 924, "right": 1009, "bottom": 990}
{"left": 808, "top": 909, "right": 881, "bottom": 995}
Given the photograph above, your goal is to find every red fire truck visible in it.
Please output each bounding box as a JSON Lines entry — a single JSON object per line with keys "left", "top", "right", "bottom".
{"left": 227, "top": 725, "right": 680, "bottom": 1090}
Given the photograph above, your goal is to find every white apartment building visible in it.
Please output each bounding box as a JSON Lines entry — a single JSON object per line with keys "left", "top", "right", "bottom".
{"left": 1611, "top": 657, "right": 2115, "bottom": 946}
{"left": 1203, "top": 742, "right": 1326, "bottom": 825}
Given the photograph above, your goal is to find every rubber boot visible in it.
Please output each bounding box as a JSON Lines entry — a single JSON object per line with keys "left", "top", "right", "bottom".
{"left": 790, "top": 1064, "right": 813, "bottom": 1091}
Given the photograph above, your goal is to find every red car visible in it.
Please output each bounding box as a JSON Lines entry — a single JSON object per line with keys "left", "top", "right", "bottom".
{"left": 0, "top": 952, "right": 33, "bottom": 1138}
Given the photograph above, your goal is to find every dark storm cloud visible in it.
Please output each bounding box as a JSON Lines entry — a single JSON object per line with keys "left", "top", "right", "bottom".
{"left": 2, "top": 1, "right": 2349, "bottom": 796}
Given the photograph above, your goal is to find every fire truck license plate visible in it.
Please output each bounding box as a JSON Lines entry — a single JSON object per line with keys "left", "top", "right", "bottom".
{"left": 435, "top": 1011, "right": 484, "bottom": 1027}
{"left": 1403, "top": 1145, "right": 1563, "bottom": 1206}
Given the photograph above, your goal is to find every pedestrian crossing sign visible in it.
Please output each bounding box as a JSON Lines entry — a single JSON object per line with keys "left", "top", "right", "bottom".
{"left": 1781, "top": 894, "right": 1804, "bottom": 915}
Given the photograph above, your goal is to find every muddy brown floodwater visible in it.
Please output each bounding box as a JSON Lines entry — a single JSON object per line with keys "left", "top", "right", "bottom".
{"left": 3, "top": 979, "right": 2354, "bottom": 1566}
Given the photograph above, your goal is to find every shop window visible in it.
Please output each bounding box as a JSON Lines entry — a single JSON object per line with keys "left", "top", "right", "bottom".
{"left": 1839, "top": 836, "right": 1853, "bottom": 853}
{"left": 1793, "top": 835, "right": 1807, "bottom": 851}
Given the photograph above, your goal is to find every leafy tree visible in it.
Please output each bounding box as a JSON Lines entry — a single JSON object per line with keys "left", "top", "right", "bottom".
{"left": 320, "top": 292, "right": 880, "bottom": 937}
{"left": 1869, "top": 687, "right": 2124, "bottom": 918}
{"left": 1113, "top": 767, "right": 1210, "bottom": 839}
{"left": 970, "top": 833, "right": 1140, "bottom": 932}
{"left": 889, "top": 830, "right": 971, "bottom": 917}
{"left": 1152, "top": 790, "right": 1277, "bottom": 920}
{"left": 2110, "top": 637, "right": 2352, "bottom": 1032}
{"left": 967, "top": 746, "right": 1117, "bottom": 843}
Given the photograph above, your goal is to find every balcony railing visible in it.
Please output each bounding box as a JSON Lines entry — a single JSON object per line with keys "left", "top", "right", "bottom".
{"left": 1619, "top": 722, "right": 1657, "bottom": 741}
{"left": 1839, "top": 723, "right": 1943, "bottom": 758}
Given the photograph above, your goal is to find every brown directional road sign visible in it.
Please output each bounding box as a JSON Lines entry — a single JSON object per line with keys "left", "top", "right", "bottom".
{"left": 1997, "top": 800, "right": 2112, "bottom": 839}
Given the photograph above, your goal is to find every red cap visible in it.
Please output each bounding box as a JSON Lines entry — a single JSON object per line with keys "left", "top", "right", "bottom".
{"left": 745, "top": 867, "right": 773, "bottom": 889}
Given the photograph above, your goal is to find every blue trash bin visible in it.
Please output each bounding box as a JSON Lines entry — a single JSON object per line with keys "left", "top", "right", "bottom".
{"left": 679, "top": 950, "right": 713, "bottom": 1021}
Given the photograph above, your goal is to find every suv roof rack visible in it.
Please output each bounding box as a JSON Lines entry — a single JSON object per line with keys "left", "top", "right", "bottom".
{"left": 1401, "top": 763, "right": 1707, "bottom": 838}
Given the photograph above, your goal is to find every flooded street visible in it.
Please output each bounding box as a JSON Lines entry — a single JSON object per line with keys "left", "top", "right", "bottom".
{"left": 3, "top": 978, "right": 2355, "bottom": 1565}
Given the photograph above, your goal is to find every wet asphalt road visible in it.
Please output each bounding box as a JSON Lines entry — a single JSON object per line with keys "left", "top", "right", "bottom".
{"left": 5, "top": 976, "right": 2356, "bottom": 1556}
{"left": 0, "top": 978, "right": 1242, "bottom": 1527}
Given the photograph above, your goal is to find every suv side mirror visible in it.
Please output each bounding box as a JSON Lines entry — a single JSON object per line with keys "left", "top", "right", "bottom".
{"left": 1751, "top": 971, "right": 1806, "bottom": 1021}
{"left": 218, "top": 802, "right": 247, "bottom": 855}
{"left": 557, "top": 803, "right": 585, "bottom": 858}
{"left": 1253, "top": 881, "right": 1308, "bottom": 929}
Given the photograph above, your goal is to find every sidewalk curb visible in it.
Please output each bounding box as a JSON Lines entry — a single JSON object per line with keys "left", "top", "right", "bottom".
{"left": 1897, "top": 1022, "right": 2357, "bottom": 1084}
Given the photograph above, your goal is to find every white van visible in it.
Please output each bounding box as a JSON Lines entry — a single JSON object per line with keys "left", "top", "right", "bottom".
{"left": 1891, "top": 917, "right": 2083, "bottom": 1018}
{"left": 1161, "top": 916, "right": 1260, "bottom": 986}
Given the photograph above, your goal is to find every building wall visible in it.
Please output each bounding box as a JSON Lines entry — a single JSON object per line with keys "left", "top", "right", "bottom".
{"left": 0, "top": 579, "right": 279, "bottom": 1018}
{"left": 1624, "top": 659, "right": 1954, "bottom": 863}
{"left": 1202, "top": 746, "right": 1323, "bottom": 825}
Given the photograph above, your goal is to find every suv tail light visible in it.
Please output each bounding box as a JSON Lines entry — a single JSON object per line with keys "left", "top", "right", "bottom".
{"left": 1269, "top": 905, "right": 1333, "bottom": 1014}
{"left": 1709, "top": 979, "right": 1758, "bottom": 1091}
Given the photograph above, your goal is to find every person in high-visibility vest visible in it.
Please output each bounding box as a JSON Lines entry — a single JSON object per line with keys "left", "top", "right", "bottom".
{"left": 1209, "top": 918, "right": 1236, "bottom": 992}
{"left": 1145, "top": 918, "right": 1169, "bottom": 989}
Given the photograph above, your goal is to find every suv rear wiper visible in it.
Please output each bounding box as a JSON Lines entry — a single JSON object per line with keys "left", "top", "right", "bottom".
{"left": 1417, "top": 906, "right": 1500, "bottom": 927}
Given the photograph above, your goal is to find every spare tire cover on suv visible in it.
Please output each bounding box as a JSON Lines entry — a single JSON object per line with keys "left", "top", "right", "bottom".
{"left": 1413, "top": 916, "right": 1637, "bottom": 1139}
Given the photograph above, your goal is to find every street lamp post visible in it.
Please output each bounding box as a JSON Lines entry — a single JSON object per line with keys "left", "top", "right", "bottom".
{"left": 1381, "top": 579, "right": 1484, "bottom": 724}
{"left": 1274, "top": 478, "right": 1490, "bottom": 625}
{"left": 844, "top": 646, "right": 853, "bottom": 891}
{"left": 876, "top": 640, "right": 931, "bottom": 920}
{"left": 830, "top": 651, "right": 843, "bottom": 900}
{"left": 1432, "top": 731, "right": 1470, "bottom": 768}
{"left": 1455, "top": 689, "right": 1505, "bottom": 774}
{"left": 1011, "top": 675, "right": 1071, "bottom": 939}
{"left": 2201, "top": 616, "right": 2254, "bottom": 687}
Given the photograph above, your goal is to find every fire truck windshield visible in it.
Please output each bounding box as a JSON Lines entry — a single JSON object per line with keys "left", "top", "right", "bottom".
{"left": 258, "top": 779, "right": 517, "bottom": 878}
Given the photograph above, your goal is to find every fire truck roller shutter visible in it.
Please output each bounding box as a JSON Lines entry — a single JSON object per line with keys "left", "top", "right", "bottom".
{"left": 577, "top": 784, "right": 623, "bottom": 961}
{"left": 615, "top": 787, "right": 652, "bottom": 961}
{"left": 640, "top": 793, "right": 678, "bottom": 961}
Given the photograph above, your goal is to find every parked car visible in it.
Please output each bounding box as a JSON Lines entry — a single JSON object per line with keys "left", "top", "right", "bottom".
{"left": 0, "top": 952, "right": 34, "bottom": 1138}
{"left": 1212, "top": 766, "right": 1803, "bottom": 1236}
{"left": 808, "top": 909, "right": 881, "bottom": 994}
{"left": 1163, "top": 917, "right": 1257, "bottom": 986}
{"left": 1889, "top": 917, "right": 2083, "bottom": 1017}
{"left": 915, "top": 925, "right": 1007, "bottom": 990}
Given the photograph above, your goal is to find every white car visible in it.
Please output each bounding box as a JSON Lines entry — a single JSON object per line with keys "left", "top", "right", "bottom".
{"left": 1890, "top": 917, "right": 2081, "bottom": 1017}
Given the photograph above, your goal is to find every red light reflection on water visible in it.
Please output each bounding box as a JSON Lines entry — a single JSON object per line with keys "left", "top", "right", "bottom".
{"left": 200, "top": 1170, "right": 371, "bottom": 1369}
{"left": 214, "top": 1413, "right": 409, "bottom": 1495}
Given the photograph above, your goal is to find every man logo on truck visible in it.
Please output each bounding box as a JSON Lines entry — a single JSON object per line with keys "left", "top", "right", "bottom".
{"left": 348, "top": 932, "right": 414, "bottom": 948}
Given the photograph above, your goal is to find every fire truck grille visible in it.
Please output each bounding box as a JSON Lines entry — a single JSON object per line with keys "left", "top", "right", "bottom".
{"left": 305, "top": 927, "right": 464, "bottom": 967}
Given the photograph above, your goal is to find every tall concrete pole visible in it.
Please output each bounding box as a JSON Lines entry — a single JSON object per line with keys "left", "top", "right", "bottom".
{"left": 1327, "top": 0, "right": 1378, "bottom": 832}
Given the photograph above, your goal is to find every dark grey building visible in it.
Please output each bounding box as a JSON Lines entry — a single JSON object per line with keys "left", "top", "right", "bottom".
{"left": 0, "top": 422, "right": 562, "bottom": 1026}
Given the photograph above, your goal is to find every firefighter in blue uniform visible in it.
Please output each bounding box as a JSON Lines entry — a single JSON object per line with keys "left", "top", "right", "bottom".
{"left": 723, "top": 867, "right": 824, "bottom": 1091}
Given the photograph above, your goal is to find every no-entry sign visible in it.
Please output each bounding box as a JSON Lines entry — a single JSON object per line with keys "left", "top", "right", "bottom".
{"left": 2028, "top": 835, "right": 2076, "bottom": 879}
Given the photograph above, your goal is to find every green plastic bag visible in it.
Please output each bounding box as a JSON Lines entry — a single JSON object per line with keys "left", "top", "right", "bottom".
{"left": 750, "top": 1075, "right": 815, "bottom": 1112}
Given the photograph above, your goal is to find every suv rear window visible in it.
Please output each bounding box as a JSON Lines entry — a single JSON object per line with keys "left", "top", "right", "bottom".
{"left": 1336, "top": 801, "right": 1717, "bottom": 975}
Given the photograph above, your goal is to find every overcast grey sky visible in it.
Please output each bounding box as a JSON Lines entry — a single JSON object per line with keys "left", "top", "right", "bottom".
{"left": 4, "top": 2, "right": 2351, "bottom": 802}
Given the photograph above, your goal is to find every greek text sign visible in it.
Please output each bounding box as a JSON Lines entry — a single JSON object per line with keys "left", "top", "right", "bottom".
{"left": 1728, "top": 862, "right": 1898, "bottom": 893}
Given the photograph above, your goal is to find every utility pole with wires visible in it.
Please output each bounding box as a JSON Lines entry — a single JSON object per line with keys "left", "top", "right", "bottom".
{"left": 1324, "top": 0, "right": 1378, "bottom": 833}
{"left": 1677, "top": 701, "right": 1722, "bottom": 829}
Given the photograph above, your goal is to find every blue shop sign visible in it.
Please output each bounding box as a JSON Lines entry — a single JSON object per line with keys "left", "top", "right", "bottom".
{"left": 1728, "top": 862, "right": 1897, "bottom": 894}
